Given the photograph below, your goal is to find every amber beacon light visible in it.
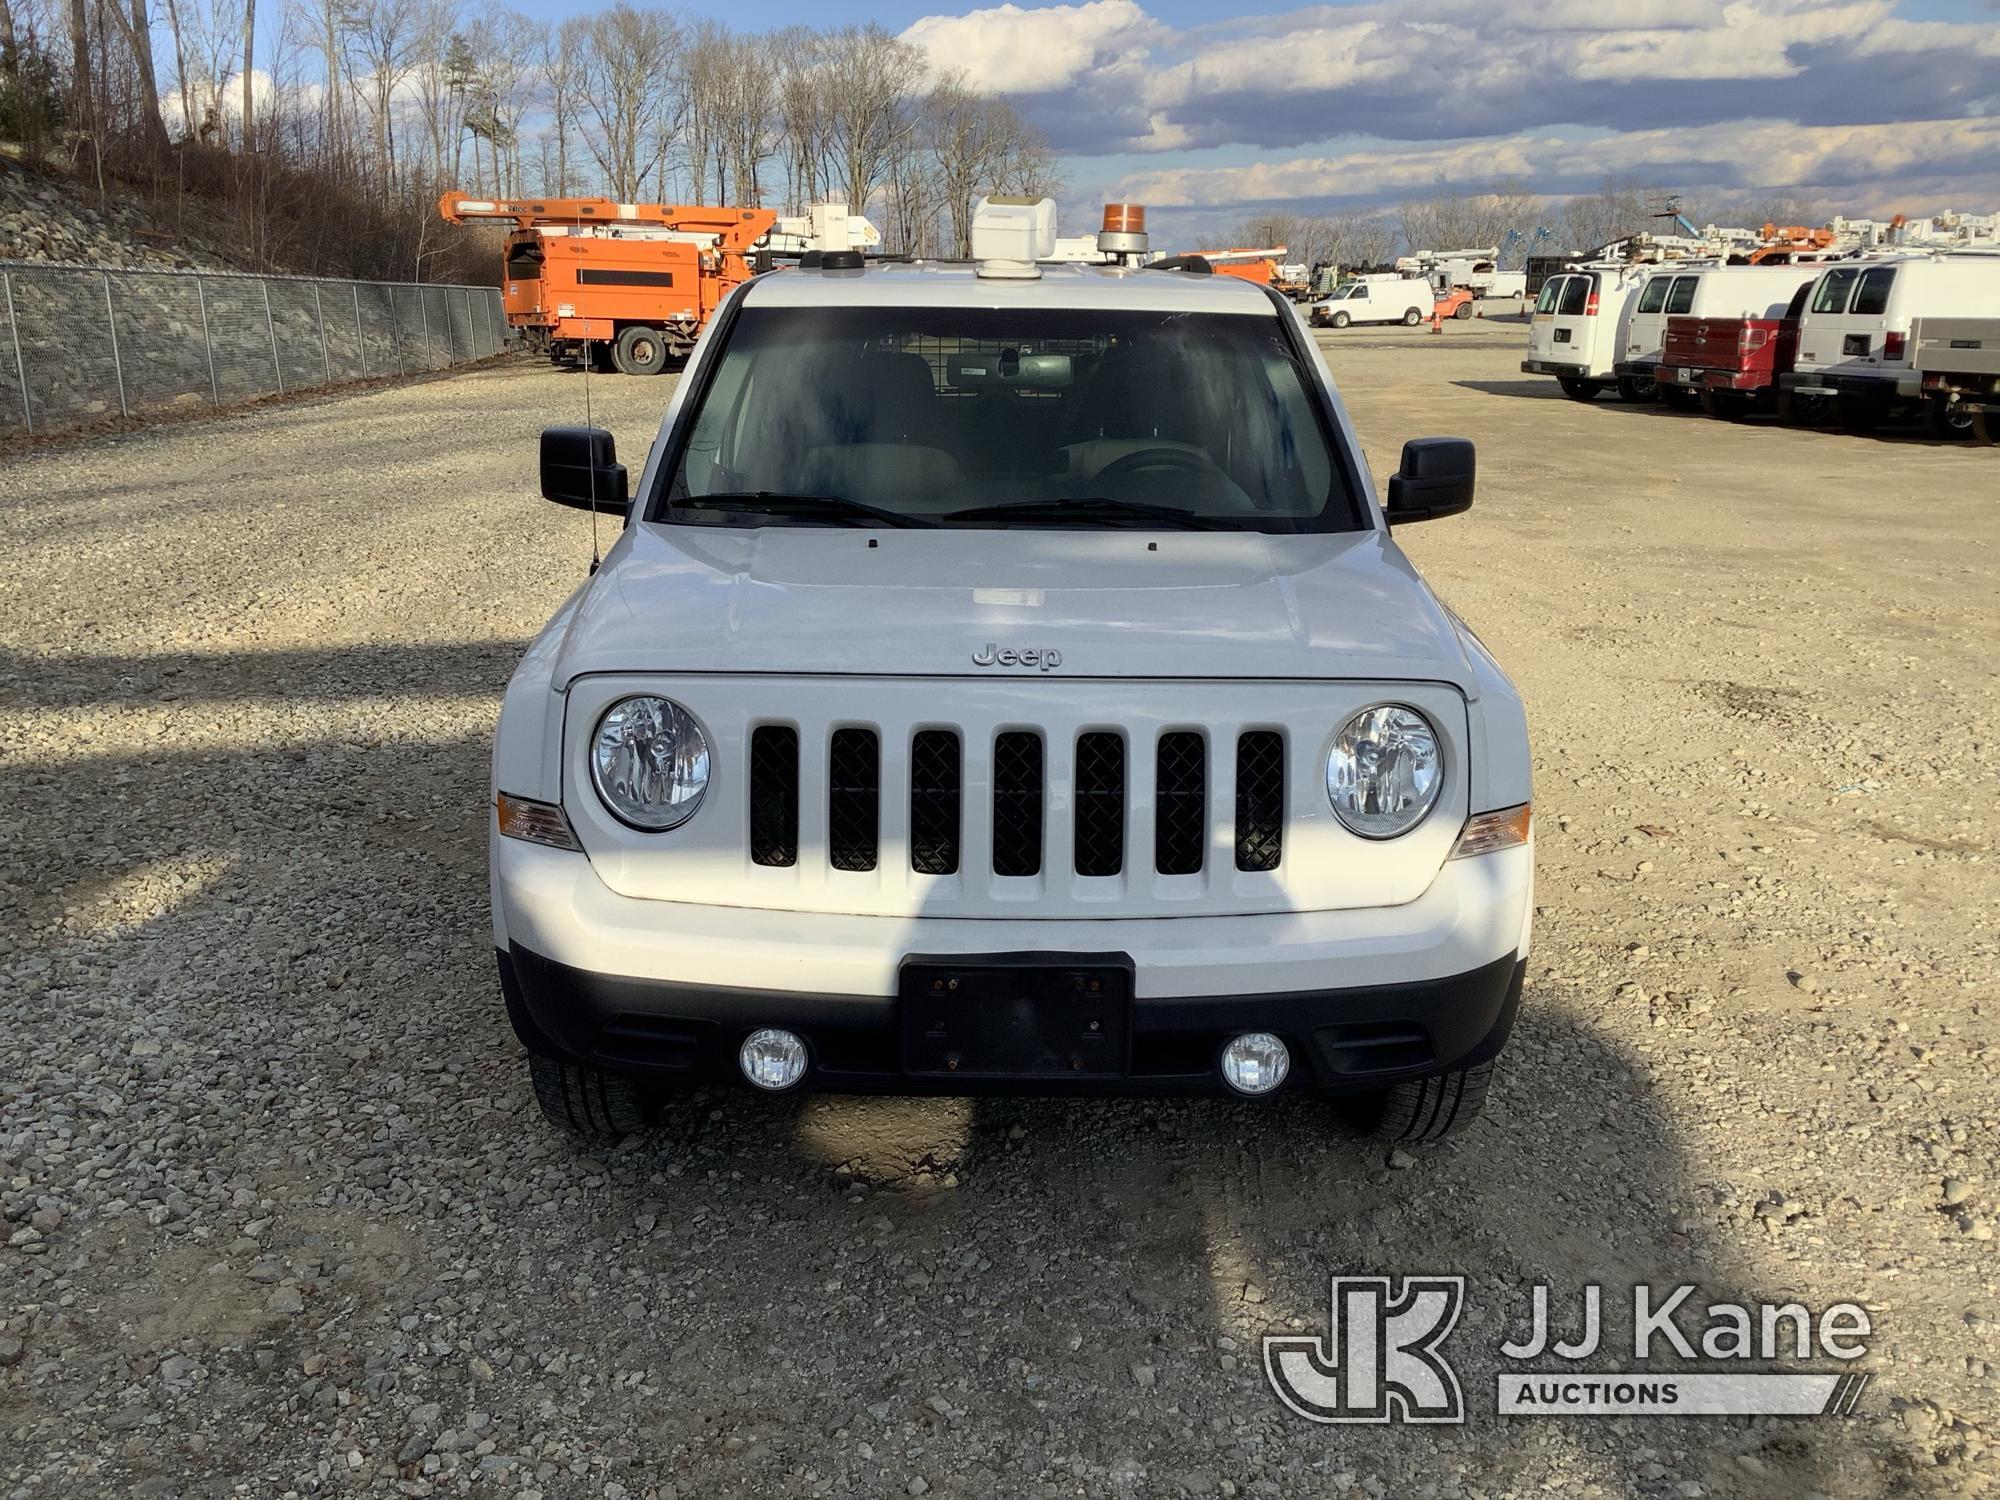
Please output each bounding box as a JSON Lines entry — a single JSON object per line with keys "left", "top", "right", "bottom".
{"left": 1098, "top": 203, "right": 1149, "bottom": 258}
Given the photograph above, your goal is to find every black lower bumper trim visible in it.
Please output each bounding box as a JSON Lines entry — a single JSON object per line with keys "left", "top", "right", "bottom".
{"left": 498, "top": 944, "right": 1525, "bottom": 1097}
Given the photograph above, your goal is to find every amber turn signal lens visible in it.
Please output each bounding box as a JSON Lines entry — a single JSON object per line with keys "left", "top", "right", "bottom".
{"left": 1450, "top": 802, "right": 1531, "bottom": 859}
{"left": 496, "top": 792, "right": 581, "bottom": 851}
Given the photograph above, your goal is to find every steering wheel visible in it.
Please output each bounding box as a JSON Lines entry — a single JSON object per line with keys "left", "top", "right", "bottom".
{"left": 1092, "top": 446, "right": 1216, "bottom": 482}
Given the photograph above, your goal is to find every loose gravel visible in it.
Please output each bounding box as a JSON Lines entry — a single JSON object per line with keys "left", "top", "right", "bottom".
{"left": 1, "top": 327, "right": 1995, "bottom": 1499}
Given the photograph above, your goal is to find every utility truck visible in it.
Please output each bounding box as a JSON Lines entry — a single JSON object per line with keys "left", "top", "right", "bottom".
{"left": 493, "top": 198, "right": 1533, "bottom": 1145}
{"left": 439, "top": 192, "right": 780, "bottom": 374}
{"left": 1911, "top": 317, "right": 2000, "bottom": 444}
{"left": 1781, "top": 253, "right": 2000, "bottom": 434}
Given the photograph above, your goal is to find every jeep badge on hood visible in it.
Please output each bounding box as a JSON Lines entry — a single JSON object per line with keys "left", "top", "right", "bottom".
{"left": 972, "top": 643, "right": 1064, "bottom": 671}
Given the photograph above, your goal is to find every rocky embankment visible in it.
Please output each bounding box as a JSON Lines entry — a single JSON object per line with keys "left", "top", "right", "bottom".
{"left": 0, "top": 160, "right": 253, "bottom": 271}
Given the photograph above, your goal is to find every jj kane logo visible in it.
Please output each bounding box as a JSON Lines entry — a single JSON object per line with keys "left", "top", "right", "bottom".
{"left": 1263, "top": 1277, "right": 1466, "bottom": 1424}
{"left": 1263, "top": 1278, "right": 1874, "bottom": 1425}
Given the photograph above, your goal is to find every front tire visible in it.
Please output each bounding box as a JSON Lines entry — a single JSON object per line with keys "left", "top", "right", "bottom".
{"left": 1330, "top": 310, "right": 1351, "bottom": 329}
{"left": 612, "top": 325, "right": 670, "bottom": 376}
{"left": 1337, "top": 1061, "right": 1495, "bottom": 1143}
{"left": 1558, "top": 377, "right": 1601, "bottom": 402}
{"left": 527, "top": 1054, "right": 660, "bottom": 1144}
{"left": 1453, "top": 300, "right": 1474, "bottom": 319}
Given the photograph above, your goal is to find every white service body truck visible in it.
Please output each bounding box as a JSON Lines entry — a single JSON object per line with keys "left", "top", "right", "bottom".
{"left": 492, "top": 201, "right": 1535, "bottom": 1145}
{"left": 1782, "top": 254, "right": 2000, "bottom": 434}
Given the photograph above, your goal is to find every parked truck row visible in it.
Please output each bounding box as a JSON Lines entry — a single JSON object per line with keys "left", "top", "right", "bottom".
{"left": 1521, "top": 252, "right": 2000, "bottom": 442}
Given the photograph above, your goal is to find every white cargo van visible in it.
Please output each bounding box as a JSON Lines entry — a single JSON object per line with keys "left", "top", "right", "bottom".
{"left": 1521, "top": 264, "right": 1657, "bottom": 401}
{"left": 1308, "top": 276, "right": 1433, "bottom": 328}
{"left": 1781, "top": 253, "right": 2000, "bottom": 433}
{"left": 1616, "top": 265, "right": 1820, "bottom": 401}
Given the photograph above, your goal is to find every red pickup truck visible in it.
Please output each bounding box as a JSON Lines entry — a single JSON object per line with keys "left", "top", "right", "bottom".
{"left": 1656, "top": 280, "right": 1816, "bottom": 418}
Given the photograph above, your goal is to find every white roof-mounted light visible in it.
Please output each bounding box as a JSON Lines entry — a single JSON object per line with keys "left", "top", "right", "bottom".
{"left": 972, "top": 196, "right": 1057, "bottom": 279}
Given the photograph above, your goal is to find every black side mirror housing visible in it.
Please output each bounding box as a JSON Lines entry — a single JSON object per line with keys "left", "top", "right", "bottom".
{"left": 1384, "top": 438, "right": 1475, "bottom": 524}
{"left": 540, "top": 426, "right": 629, "bottom": 512}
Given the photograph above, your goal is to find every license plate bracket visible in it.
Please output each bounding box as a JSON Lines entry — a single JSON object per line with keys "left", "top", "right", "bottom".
{"left": 899, "top": 955, "right": 1134, "bottom": 1079}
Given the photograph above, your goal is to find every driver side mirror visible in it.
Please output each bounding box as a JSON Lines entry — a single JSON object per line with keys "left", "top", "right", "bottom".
{"left": 1384, "top": 438, "right": 1474, "bottom": 524}
{"left": 540, "top": 426, "right": 629, "bottom": 512}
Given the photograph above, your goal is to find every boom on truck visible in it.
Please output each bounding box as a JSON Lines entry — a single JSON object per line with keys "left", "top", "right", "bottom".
{"left": 438, "top": 192, "right": 780, "bottom": 374}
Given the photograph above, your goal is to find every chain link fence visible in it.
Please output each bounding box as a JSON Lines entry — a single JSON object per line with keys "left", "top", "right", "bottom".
{"left": 0, "top": 264, "right": 508, "bottom": 436}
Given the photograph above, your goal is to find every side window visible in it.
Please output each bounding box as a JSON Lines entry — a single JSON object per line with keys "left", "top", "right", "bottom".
{"left": 1664, "top": 277, "right": 1698, "bottom": 314}
{"left": 1850, "top": 266, "right": 1896, "bottom": 316}
{"left": 1354, "top": 286, "right": 1369, "bottom": 300}
{"left": 1535, "top": 278, "right": 1564, "bottom": 313}
{"left": 1811, "top": 268, "right": 1859, "bottom": 314}
{"left": 1558, "top": 277, "right": 1590, "bottom": 316}
{"left": 1637, "top": 278, "right": 1671, "bottom": 314}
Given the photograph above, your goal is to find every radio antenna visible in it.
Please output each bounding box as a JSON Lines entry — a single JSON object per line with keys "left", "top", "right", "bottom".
{"left": 584, "top": 339, "right": 601, "bottom": 576}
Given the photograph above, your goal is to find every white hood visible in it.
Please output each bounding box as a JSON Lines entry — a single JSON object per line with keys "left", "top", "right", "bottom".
{"left": 550, "top": 522, "right": 1477, "bottom": 689}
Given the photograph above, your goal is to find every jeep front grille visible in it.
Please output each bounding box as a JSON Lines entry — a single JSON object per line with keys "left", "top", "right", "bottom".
{"left": 742, "top": 725, "right": 1292, "bottom": 882}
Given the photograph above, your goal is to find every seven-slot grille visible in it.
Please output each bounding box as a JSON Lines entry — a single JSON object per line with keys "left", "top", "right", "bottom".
{"left": 746, "top": 725, "right": 1285, "bottom": 878}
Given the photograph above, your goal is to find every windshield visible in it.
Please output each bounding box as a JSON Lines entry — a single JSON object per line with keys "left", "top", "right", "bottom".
{"left": 661, "top": 303, "right": 1360, "bottom": 531}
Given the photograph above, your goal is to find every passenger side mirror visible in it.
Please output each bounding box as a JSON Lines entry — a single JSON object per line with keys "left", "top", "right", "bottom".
{"left": 540, "top": 426, "right": 629, "bottom": 512}
{"left": 1384, "top": 438, "right": 1475, "bottom": 524}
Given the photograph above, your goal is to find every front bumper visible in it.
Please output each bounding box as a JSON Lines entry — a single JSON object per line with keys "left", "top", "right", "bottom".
{"left": 499, "top": 943, "right": 1526, "bottom": 1096}
{"left": 491, "top": 837, "right": 1533, "bottom": 1095}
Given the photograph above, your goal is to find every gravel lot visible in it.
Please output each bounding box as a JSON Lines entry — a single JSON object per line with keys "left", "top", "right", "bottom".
{"left": 2, "top": 321, "right": 1995, "bottom": 1499}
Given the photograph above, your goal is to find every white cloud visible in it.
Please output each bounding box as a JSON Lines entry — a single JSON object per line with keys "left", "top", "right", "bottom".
{"left": 1110, "top": 116, "right": 2000, "bottom": 209}
{"left": 901, "top": 0, "right": 1160, "bottom": 95}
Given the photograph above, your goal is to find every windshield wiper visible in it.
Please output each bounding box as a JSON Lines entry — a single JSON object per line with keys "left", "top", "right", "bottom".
{"left": 673, "top": 491, "right": 937, "bottom": 529}
{"left": 943, "top": 497, "right": 1225, "bottom": 529}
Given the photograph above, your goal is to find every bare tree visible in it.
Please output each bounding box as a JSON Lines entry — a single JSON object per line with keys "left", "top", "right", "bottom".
{"left": 345, "top": 0, "right": 414, "bottom": 195}
{"left": 821, "top": 24, "right": 923, "bottom": 222}
{"left": 539, "top": 14, "right": 583, "bottom": 193}
{"left": 1325, "top": 213, "right": 1395, "bottom": 273}
{"left": 1561, "top": 177, "right": 1652, "bottom": 256}
{"left": 576, "top": 0, "right": 677, "bottom": 202}
{"left": 925, "top": 75, "right": 1051, "bottom": 257}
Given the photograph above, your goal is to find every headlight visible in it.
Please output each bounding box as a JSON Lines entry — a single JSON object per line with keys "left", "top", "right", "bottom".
{"left": 590, "top": 696, "right": 710, "bottom": 830}
{"left": 1326, "top": 705, "right": 1442, "bottom": 838}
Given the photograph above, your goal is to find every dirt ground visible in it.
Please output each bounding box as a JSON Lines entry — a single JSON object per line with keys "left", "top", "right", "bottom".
{"left": 2, "top": 317, "right": 1995, "bottom": 1499}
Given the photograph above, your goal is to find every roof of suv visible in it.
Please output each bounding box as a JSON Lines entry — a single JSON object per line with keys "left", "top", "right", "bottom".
{"left": 742, "top": 259, "right": 1280, "bottom": 314}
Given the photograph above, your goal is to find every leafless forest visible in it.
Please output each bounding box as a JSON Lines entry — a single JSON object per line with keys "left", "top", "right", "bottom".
{"left": 0, "top": 0, "right": 1058, "bottom": 278}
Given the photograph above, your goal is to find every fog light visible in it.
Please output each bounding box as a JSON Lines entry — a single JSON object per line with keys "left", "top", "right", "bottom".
{"left": 1220, "top": 1032, "right": 1290, "bottom": 1096}
{"left": 739, "top": 1028, "right": 808, "bottom": 1091}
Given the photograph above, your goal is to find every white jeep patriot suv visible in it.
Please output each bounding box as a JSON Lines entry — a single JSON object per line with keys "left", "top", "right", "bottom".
{"left": 491, "top": 199, "right": 1533, "bottom": 1145}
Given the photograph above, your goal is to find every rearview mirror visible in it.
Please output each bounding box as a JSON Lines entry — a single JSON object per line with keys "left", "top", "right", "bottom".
{"left": 540, "top": 426, "right": 629, "bottom": 512}
{"left": 1384, "top": 438, "right": 1474, "bottom": 524}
